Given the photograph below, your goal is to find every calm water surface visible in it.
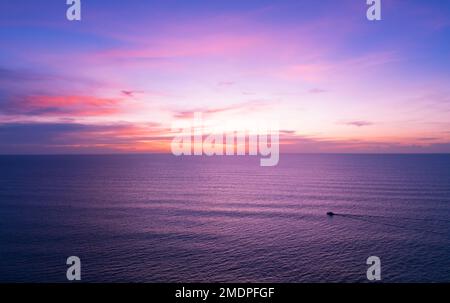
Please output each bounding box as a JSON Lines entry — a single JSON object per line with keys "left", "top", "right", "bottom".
{"left": 0, "top": 154, "right": 449, "bottom": 282}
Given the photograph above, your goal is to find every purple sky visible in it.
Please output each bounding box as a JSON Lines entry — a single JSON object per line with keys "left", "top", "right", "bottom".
{"left": 0, "top": 0, "right": 449, "bottom": 154}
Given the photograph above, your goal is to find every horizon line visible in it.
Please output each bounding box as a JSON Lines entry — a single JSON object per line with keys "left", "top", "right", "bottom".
{"left": 0, "top": 152, "right": 449, "bottom": 156}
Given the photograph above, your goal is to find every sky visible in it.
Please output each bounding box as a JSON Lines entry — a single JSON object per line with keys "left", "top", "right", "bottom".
{"left": 0, "top": 0, "right": 449, "bottom": 154}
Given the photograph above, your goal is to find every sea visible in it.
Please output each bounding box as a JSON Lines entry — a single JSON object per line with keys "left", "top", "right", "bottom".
{"left": 0, "top": 154, "right": 449, "bottom": 282}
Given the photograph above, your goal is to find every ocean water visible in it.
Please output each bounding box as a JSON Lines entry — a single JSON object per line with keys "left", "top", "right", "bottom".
{"left": 0, "top": 154, "right": 449, "bottom": 283}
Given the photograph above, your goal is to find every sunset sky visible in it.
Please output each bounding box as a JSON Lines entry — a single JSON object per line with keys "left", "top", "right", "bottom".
{"left": 0, "top": 0, "right": 449, "bottom": 153}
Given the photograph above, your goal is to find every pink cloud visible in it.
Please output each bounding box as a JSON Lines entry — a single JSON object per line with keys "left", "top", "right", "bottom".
{"left": 94, "top": 34, "right": 265, "bottom": 61}
{"left": 277, "top": 51, "right": 400, "bottom": 82}
{"left": 171, "top": 100, "right": 272, "bottom": 119}
{"left": 343, "top": 121, "right": 374, "bottom": 127}
{"left": 4, "top": 95, "right": 126, "bottom": 117}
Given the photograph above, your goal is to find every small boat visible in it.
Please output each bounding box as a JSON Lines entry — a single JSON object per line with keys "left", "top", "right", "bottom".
{"left": 327, "top": 212, "right": 335, "bottom": 217}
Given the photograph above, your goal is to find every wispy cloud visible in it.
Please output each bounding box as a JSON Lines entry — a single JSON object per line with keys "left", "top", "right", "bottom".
{"left": 171, "top": 100, "right": 270, "bottom": 119}
{"left": 0, "top": 122, "right": 172, "bottom": 154}
{"left": 308, "top": 88, "right": 327, "bottom": 94}
{"left": 1, "top": 95, "right": 126, "bottom": 117}
{"left": 0, "top": 67, "right": 55, "bottom": 83}
{"left": 217, "top": 81, "right": 235, "bottom": 87}
{"left": 343, "top": 121, "right": 374, "bottom": 128}
{"left": 278, "top": 51, "right": 400, "bottom": 82}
